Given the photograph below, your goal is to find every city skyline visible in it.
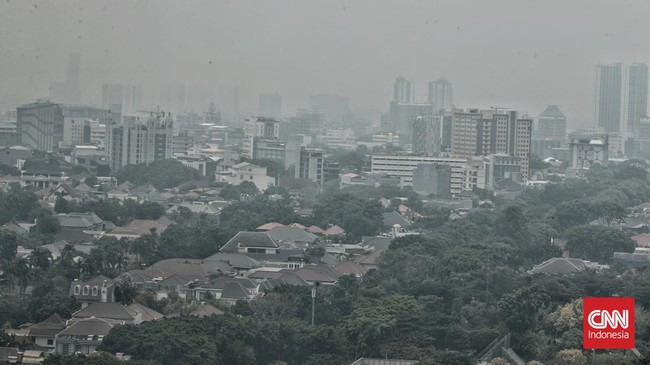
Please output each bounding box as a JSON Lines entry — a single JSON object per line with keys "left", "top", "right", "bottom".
{"left": 1, "top": 0, "right": 649, "bottom": 125}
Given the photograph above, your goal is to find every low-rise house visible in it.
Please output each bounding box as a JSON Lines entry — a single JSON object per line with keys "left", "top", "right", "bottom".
{"left": 631, "top": 233, "right": 650, "bottom": 247}
{"left": 190, "top": 277, "right": 263, "bottom": 305}
{"left": 57, "top": 213, "right": 110, "bottom": 232}
{"left": 127, "top": 303, "right": 163, "bottom": 321}
{"left": 41, "top": 240, "right": 93, "bottom": 260}
{"left": 54, "top": 318, "right": 113, "bottom": 355}
{"left": 613, "top": 247, "right": 650, "bottom": 268}
{"left": 28, "top": 314, "right": 66, "bottom": 349}
{"left": 46, "top": 184, "right": 85, "bottom": 204}
{"left": 266, "top": 225, "right": 318, "bottom": 245}
{"left": 334, "top": 261, "right": 369, "bottom": 277}
{"left": 324, "top": 225, "right": 345, "bottom": 236}
{"left": 0, "top": 223, "right": 29, "bottom": 237}
{"left": 105, "top": 217, "right": 174, "bottom": 239}
{"left": 189, "top": 304, "right": 224, "bottom": 318}
{"left": 382, "top": 211, "right": 411, "bottom": 228}
{"left": 354, "top": 250, "right": 383, "bottom": 270}
{"left": 166, "top": 203, "right": 221, "bottom": 216}
{"left": 256, "top": 222, "right": 285, "bottom": 231}
{"left": 204, "top": 253, "right": 262, "bottom": 272}
{"left": 70, "top": 302, "right": 142, "bottom": 325}
{"left": 69, "top": 276, "right": 115, "bottom": 308}
{"left": 216, "top": 162, "right": 275, "bottom": 192}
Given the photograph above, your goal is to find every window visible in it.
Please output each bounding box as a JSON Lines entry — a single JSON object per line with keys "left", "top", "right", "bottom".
{"left": 91, "top": 286, "right": 98, "bottom": 296}
{"left": 82, "top": 286, "right": 89, "bottom": 295}
{"left": 62, "top": 344, "right": 70, "bottom": 355}
{"left": 249, "top": 175, "right": 253, "bottom": 179}
{"left": 74, "top": 285, "right": 81, "bottom": 295}
{"left": 47, "top": 339, "right": 53, "bottom": 345}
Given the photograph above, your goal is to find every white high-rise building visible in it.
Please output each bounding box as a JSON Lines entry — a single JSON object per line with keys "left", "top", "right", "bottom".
{"left": 393, "top": 76, "right": 413, "bottom": 103}
{"left": 242, "top": 117, "right": 280, "bottom": 159}
{"left": 106, "top": 112, "right": 174, "bottom": 172}
{"left": 101, "top": 84, "right": 142, "bottom": 114}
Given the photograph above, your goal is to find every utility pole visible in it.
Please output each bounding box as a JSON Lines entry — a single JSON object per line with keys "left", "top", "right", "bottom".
{"left": 311, "top": 286, "right": 316, "bottom": 326}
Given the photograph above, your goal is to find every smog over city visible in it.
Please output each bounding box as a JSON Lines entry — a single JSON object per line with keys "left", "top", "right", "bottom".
{"left": 0, "top": 1, "right": 649, "bottom": 365}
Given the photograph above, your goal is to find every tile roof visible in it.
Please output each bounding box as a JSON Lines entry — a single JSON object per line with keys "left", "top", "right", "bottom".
{"left": 204, "top": 253, "right": 261, "bottom": 270}
{"left": 632, "top": 233, "right": 650, "bottom": 247}
{"left": 334, "top": 261, "right": 369, "bottom": 277}
{"left": 530, "top": 257, "right": 590, "bottom": 274}
{"left": 307, "top": 225, "right": 325, "bottom": 234}
{"left": 127, "top": 303, "right": 163, "bottom": 321}
{"left": 72, "top": 302, "right": 139, "bottom": 321}
{"left": 256, "top": 222, "right": 285, "bottom": 230}
{"left": 220, "top": 231, "right": 280, "bottom": 253}
{"left": 324, "top": 225, "right": 345, "bottom": 235}
{"left": 109, "top": 217, "right": 173, "bottom": 237}
{"left": 28, "top": 313, "right": 67, "bottom": 337}
{"left": 190, "top": 304, "right": 224, "bottom": 318}
{"left": 382, "top": 211, "right": 411, "bottom": 228}
{"left": 267, "top": 226, "right": 318, "bottom": 243}
{"left": 57, "top": 318, "right": 114, "bottom": 337}
{"left": 148, "top": 258, "right": 234, "bottom": 280}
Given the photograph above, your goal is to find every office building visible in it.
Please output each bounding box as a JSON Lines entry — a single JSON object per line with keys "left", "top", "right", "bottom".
{"left": 63, "top": 118, "right": 106, "bottom": 148}
{"left": 485, "top": 154, "right": 521, "bottom": 190}
{"left": 50, "top": 53, "right": 81, "bottom": 104}
{"left": 106, "top": 112, "right": 174, "bottom": 172}
{"left": 371, "top": 154, "right": 468, "bottom": 194}
{"left": 259, "top": 92, "right": 282, "bottom": 118}
{"left": 595, "top": 63, "right": 623, "bottom": 133}
{"left": 17, "top": 101, "right": 64, "bottom": 151}
{"left": 441, "top": 115, "right": 452, "bottom": 152}
{"left": 279, "top": 111, "right": 321, "bottom": 142}
{"left": 451, "top": 109, "right": 532, "bottom": 182}
{"left": 101, "top": 84, "right": 142, "bottom": 114}
{"left": 537, "top": 105, "right": 566, "bottom": 141}
{"left": 242, "top": 117, "right": 280, "bottom": 159}
{"left": 411, "top": 115, "right": 439, "bottom": 155}
{"left": 626, "top": 63, "right": 649, "bottom": 132}
{"left": 412, "top": 164, "right": 452, "bottom": 198}
{"left": 427, "top": 78, "right": 453, "bottom": 112}
{"left": 204, "top": 103, "right": 222, "bottom": 125}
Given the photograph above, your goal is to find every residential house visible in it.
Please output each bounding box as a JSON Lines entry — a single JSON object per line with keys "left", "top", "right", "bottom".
{"left": 256, "top": 222, "right": 285, "bottom": 231}
{"left": 41, "top": 240, "right": 93, "bottom": 260}
{"left": 204, "top": 253, "right": 262, "bottom": 272}
{"left": 613, "top": 247, "right": 650, "bottom": 268}
{"left": 126, "top": 303, "right": 163, "bottom": 321}
{"left": 69, "top": 276, "right": 115, "bottom": 308}
{"left": 382, "top": 211, "right": 411, "bottom": 228}
{"left": 20, "top": 162, "right": 69, "bottom": 189}
{"left": 105, "top": 217, "right": 174, "bottom": 239}
{"left": 266, "top": 225, "right": 318, "bottom": 245}
{"left": 217, "top": 162, "right": 275, "bottom": 192}
{"left": 46, "top": 184, "right": 86, "bottom": 204}
{"left": 165, "top": 203, "right": 221, "bottom": 217}
{"left": 54, "top": 318, "right": 113, "bottom": 355}
{"left": 333, "top": 261, "right": 369, "bottom": 277}
{"left": 57, "top": 213, "right": 110, "bottom": 232}
{"left": 70, "top": 302, "right": 142, "bottom": 325}
{"left": 190, "top": 277, "right": 264, "bottom": 305}
{"left": 189, "top": 304, "right": 224, "bottom": 318}
{"left": 28, "top": 314, "right": 66, "bottom": 350}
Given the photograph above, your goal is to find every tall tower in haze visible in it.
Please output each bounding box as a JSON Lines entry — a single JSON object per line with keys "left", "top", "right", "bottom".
{"left": 595, "top": 63, "right": 623, "bottom": 133}
{"left": 427, "top": 78, "right": 453, "bottom": 113}
{"left": 393, "top": 76, "right": 413, "bottom": 103}
{"left": 50, "top": 53, "right": 81, "bottom": 104}
{"left": 259, "top": 92, "right": 282, "bottom": 117}
{"left": 626, "top": 63, "right": 649, "bottom": 132}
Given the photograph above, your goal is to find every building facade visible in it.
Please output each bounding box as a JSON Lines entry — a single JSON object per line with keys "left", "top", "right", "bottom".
{"left": 371, "top": 154, "right": 468, "bottom": 194}
{"left": 17, "top": 101, "right": 64, "bottom": 151}
{"left": 537, "top": 105, "right": 566, "bottom": 141}
{"left": 427, "top": 77, "right": 453, "bottom": 112}
{"left": 258, "top": 92, "right": 282, "bottom": 118}
{"left": 595, "top": 63, "right": 623, "bottom": 133}
{"left": 626, "top": 63, "right": 649, "bottom": 132}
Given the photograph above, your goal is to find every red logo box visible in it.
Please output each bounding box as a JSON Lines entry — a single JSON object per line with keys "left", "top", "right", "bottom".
{"left": 583, "top": 297, "right": 635, "bottom": 349}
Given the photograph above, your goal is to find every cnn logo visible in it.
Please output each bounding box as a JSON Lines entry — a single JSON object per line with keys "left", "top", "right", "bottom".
{"left": 583, "top": 297, "right": 634, "bottom": 349}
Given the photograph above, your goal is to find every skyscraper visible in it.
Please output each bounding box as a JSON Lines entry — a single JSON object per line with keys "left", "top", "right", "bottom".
{"left": 427, "top": 78, "right": 453, "bottom": 112}
{"left": 259, "top": 92, "right": 282, "bottom": 117}
{"left": 595, "top": 63, "right": 623, "bottom": 133}
{"left": 50, "top": 53, "right": 81, "bottom": 104}
{"left": 160, "top": 84, "right": 186, "bottom": 115}
{"left": 626, "top": 63, "right": 649, "bottom": 132}
{"left": 393, "top": 76, "right": 413, "bottom": 103}
{"left": 537, "top": 105, "right": 566, "bottom": 141}
{"left": 411, "top": 115, "right": 439, "bottom": 155}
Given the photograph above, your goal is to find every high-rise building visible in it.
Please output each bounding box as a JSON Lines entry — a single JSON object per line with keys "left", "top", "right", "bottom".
{"left": 595, "top": 63, "right": 623, "bottom": 133}
{"left": 17, "top": 101, "right": 64, "bottom": 151}
{"left": 371, "top": 154, "right": 468, "bottom": 194}
{"left": 626, "top": 63, "right": 649, "bottom": 132}
{"left": 63, "top": 118, "right": 106, "bottom": 148}
{"left": 259, "top": 92, "right": 282, "bottom": 118}
{"left": 451, "top": 109, "right": 532, "bottom": 181}
{"left": 537, "top": 105, "right": 566, "bottom": 141}
{"left": 242, "top": 117, "right": 280, "bottom": 159}
{"left": 186, "top": 85, "right": 215, "bottom": 114}
{"left": 427, "top": 78, "right": 453, "bottom": 112}
{"left": 101, "top": 84, "right": 142, "bottom": 114}
{"left": 50, "top": 53, "right": 81, "bottom": 104}
{"left": 411, "top": 115, "right": 439, "bottom": 155}
{"left": 393, "top": 76, "right": 413, "bottom": 103}
{"left": 387, "top": 102, "right": 433, "bottom": 142}
{"left": 106, "top": 112, "right": 174, "bottom": 172}
{"left": 298, "top": 148, "right": 324, "bottom": 186}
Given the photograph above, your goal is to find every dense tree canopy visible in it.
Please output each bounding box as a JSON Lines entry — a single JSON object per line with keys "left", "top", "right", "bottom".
{"left": 114, "top": 159, "right": 200, "bottom": 189}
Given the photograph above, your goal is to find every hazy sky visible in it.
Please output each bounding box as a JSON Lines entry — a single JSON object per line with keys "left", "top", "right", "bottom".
{"left": 1, "top": 0, "right": 649, "bottom": 124}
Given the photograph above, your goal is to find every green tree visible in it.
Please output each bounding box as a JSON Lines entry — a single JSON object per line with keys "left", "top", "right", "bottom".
{"left": 565, "top": 225, "right": 635, "bottom": 262}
